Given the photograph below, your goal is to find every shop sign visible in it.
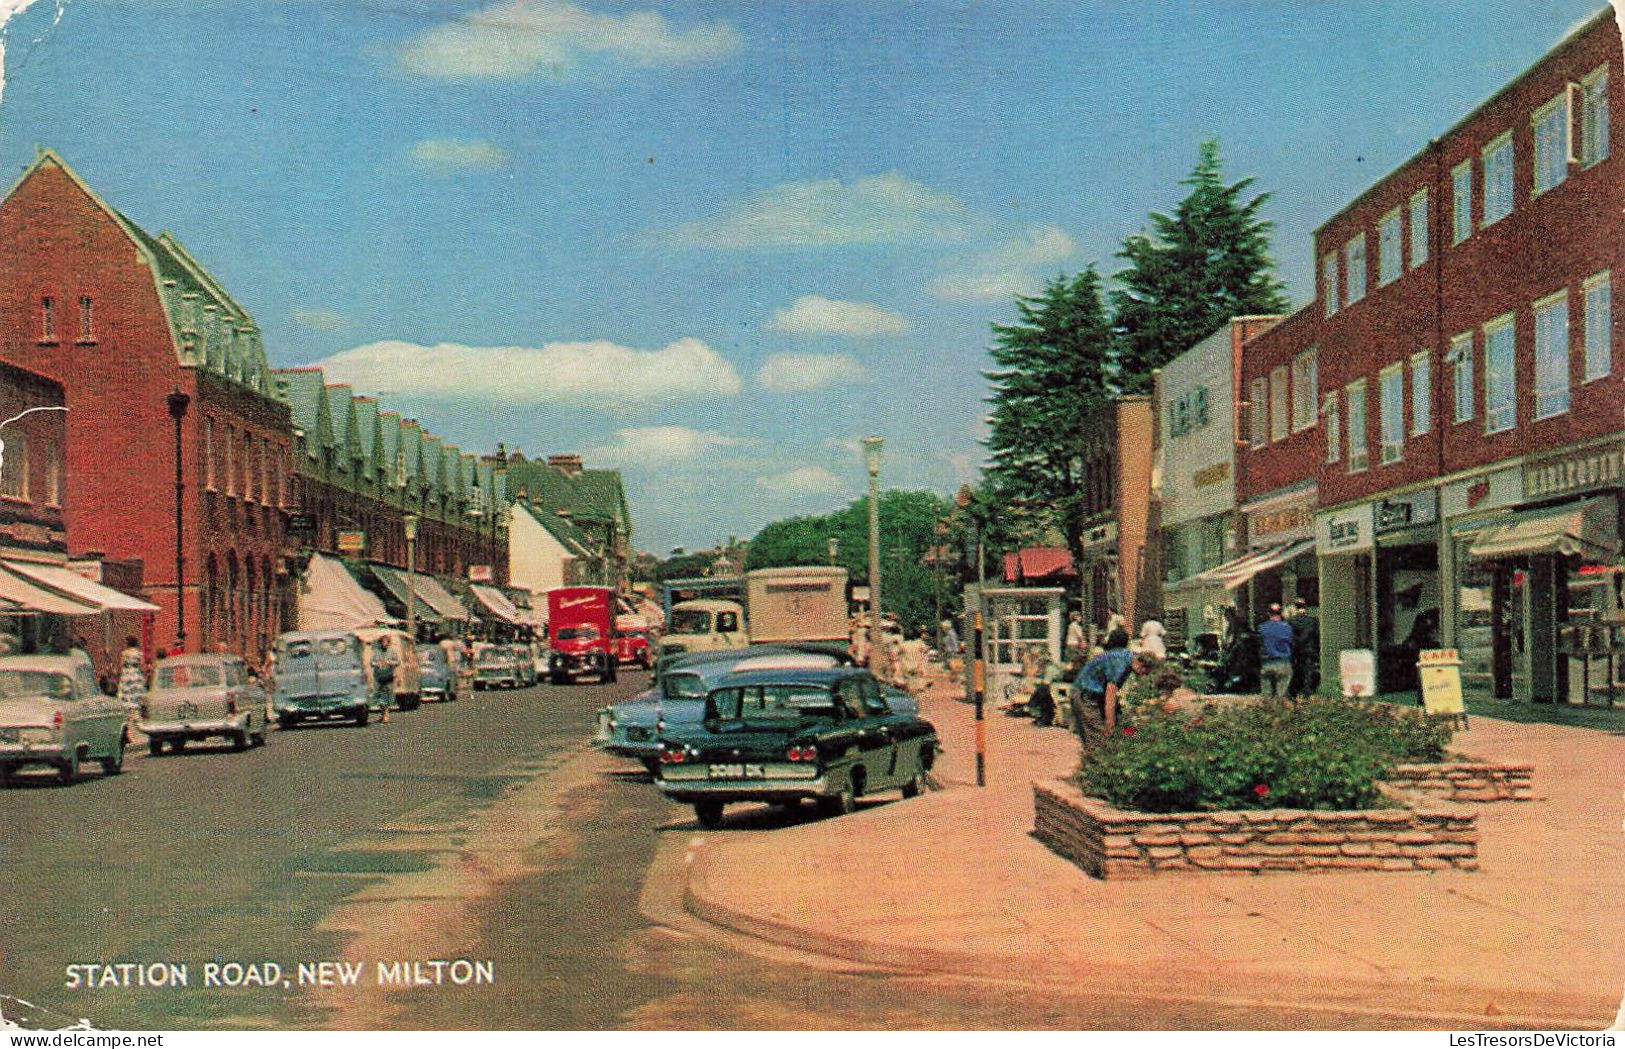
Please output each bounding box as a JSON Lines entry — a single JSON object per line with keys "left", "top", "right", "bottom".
{"left": 1442, "top": 467, "right": 1523, "bottom": 518}
{"left": 1417, "top": 649, "right": 1467, "bottom": 719}
{"left": 1249, "top": 502, "right": 1314, "bottom": 542}
{"left": 1315, "top": 504, "right": 1374, "bottom": 554}
{"left": 1192, "top": 461, "right": 1230, "bottom": 489}
{"left": 1338, "top": 649, "right": 1376, "bottom": 698}
{"left": 1524, "top": 441, "right": 1625, "bottom": 500}
{"left": 336, "top": 530, "right": 365, "bottom": 554}
{"left": 1374, "top": 491, "right": 1438, "bottom": 535}
{"left": 468, "top": 565, "right": 493, "bottom": 582}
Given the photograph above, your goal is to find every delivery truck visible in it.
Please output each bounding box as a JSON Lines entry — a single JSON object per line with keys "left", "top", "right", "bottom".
{"left": 546, "top": 586, "right": 617, "bottom": 684}
{"left": 659, "top": 566, "right": 850, "bottom": 657}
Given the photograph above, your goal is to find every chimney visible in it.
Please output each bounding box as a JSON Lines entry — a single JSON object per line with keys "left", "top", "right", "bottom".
{"left": 547, "top": 453, "right": 584, "bottom": 476}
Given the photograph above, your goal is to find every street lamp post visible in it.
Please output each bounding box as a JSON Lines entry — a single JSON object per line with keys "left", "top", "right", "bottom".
{"left": 166, "top": 389, "right": 191, "bottom": 651}
{"left": 862, "top": 436, "right": 884, "bottom": 670}
{"left": 827, "top": 536, "right": 838, "bottom": 566}
{"left": 403, "top": 514, "right": 419, "bottom": 642}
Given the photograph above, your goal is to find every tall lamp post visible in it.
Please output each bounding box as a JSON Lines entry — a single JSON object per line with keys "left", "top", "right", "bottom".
{"left": 166, "top": 389, "right": 191, "bottom": 651}
{"left": 403, "top": 514, "right": 419, "bottom": 642}
{"left": 862, "top": 436, "right": 884, "bottom": 669}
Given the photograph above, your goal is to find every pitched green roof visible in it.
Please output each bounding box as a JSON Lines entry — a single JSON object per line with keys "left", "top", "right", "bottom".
{"left": 271, "top": 369, "right": 332, "bottom": 460}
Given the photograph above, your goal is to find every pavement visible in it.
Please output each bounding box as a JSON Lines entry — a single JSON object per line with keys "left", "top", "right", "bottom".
{"left": 675, "top": 666, "right": 1625, "bottom": 1029}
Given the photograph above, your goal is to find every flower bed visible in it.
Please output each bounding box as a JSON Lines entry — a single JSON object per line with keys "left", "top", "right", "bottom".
{"left": 1034, "top": 778, "right": 1478, "bottom": 879}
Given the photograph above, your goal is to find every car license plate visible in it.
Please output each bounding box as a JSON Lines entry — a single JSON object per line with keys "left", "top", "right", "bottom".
{"left": 708, "top": 763, "right": 766, "bottom": 779}
{"left": 177, "top": 701, "right": 199, "bottom": 719}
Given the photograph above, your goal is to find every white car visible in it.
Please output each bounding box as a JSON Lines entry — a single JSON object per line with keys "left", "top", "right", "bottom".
{"left": 140, "top": 654, "right": 268, "bottom": 754}
{"left": 0, "top": 653, "right": 129, "bottom": 785}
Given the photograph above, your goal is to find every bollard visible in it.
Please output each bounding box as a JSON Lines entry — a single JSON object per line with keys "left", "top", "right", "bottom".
{"left": 972, "top": 611, "right": 986, "bottom": 786}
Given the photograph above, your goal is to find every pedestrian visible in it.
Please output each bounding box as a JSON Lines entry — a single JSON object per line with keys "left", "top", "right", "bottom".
{"left": 1064, "top": 611, "right": 1086, "bottom": 661}
{"left": 1071, "top": 627, "right": 1136, "bottom": 742}
{"left": 1287, "top": 599, "right": 1321, "bottom": 699}
{"left": 1258, "top": 603, "right": 1295, "bottom": 699}
{"left": 116, "top": 635, "right": 147, "bottom": 705}
{"left": 1105, "top": 607, "right": 1126, "bottom": 638}
{"left": 370, "top": 637, "right": 397, "bottom": 723}
{"left": 1137, "top": 617, "right": 1167, "bottom": 661}
{"left": 938, "top": 618, "right": 960, "bottom": 656}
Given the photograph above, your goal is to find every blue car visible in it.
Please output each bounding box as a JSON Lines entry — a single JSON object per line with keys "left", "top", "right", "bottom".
{"left": 417, "top": 644, "right": 459, "bottom": 703}
{"left": 272, "top": 630, "right": 372, "bottom": 728}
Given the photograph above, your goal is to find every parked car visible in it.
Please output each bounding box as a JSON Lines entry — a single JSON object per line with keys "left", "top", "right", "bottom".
{"left": 272, "top": 630, "right": 372, "bottom": 728}
{"left": 353, "top": 627, "right": 423, "bottom": 711}
{"left": 474, "top": 644, "right": 521, "bottom": 690}
{"left": 140, "top": 653, "right": 267, "bottom": 753}
{"left": 512, "top": 644, "right": 539, "bottom": 687}
{"left": 655, "top": 665, "right": 938, "bottom": 828}
{"left": 417, "top": 644, "right": 459, "bottom": 703}
{"left": 615, "top": 627, "right": 653, "bottom": 668}
{"left": 0, "top": 652, "right": 128, "bottom": 785}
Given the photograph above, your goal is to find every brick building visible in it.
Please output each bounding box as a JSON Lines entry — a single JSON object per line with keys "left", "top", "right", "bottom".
{"left": 1239, "top": 8, "right": 1625, "bottom": 701}
{"left": 1074, "top": 397, "right": 1155, "bottom": 632}
{"left": 0, "top": 151, "right": 293, "bottom": 661}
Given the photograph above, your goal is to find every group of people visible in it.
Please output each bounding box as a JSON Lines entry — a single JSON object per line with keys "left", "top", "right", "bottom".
{"left": 1255, "top": 600, "right": 1321, "bottom": 699}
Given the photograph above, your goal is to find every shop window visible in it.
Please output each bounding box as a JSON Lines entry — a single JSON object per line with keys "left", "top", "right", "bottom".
{"left": 1483, "top": 316, "right": 1515, "bottom": 433}
{"left": 1344, "top": 234, "right": 1367, "bottom": 304}
{"left": 1269, "top": 365, "right": 1289, "bottom": 442}
{"left": 1322, "top": 393, "right": 1340, "bottom": 464}
{"left": 1481, "top": 132, "right": 1513, "bottom": 226}
{"left": 1584, "top": 270, "right": 1612, "bottom": 382}
{"left": 1292, "top": 348, "right": 1317, "bottom": 432}
{"left": 1533, "top": 92, "right": 1569, "bottom": 197}
{"left": 1379, "top": 364, "right": 1405, "bottom": 464}
{"left": 1345, "top": 379, "right": 1368, "bottom": 473}
{"left": 1, "top": 430, "right": 28, "bottom": 499}
{"left": 1533, "top": 291, "right": 1570, "bottom": 419}
{"left": 1408, "top": 187, "right": 1429, "bottom": 269}
{"left": 1378, "top": 209, "right": 1402, "bottom": 285}
{"left": 1449, "top": 332, "right": 1475, "bottom": 423}
{"left": 1409, "top": 351, "right": 1431, "bottom": 436}
{"left": 1581, "top": 66, "right": 1610, "bottom": 168}
{"left": 1322, "top": 253, "right": 1338, "bottom": 317}
{"left": 1451, "top": 161, "right": 1473, "bottom": 245}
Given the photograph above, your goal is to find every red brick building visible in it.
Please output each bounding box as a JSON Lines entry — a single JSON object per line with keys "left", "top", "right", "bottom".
{"left": 1240, "top": 9, "right": 1625, "bottom": 702}
{"left": 0, "top": 151, "right": 294, "bottom": 661}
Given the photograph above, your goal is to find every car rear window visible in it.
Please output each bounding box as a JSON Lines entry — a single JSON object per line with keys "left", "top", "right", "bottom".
{"left": 708, "top": 684, "right": 833, "bottom": 721}
{"left": 662, "top": 672, "right": 705, "bottom": 699}
{"left": 556, "top": 626, "right": 599, "bottom": 640}
{"left": 0, "top": 670, "right": 75, "bottom": 701}
{"left": 156, "top": 665, "right": 223, "bottom": 689}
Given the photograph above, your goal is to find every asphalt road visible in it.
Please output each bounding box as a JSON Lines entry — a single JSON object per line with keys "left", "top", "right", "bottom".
{"left": 4, "top": 672, "right": 1412, "bottom": 1031}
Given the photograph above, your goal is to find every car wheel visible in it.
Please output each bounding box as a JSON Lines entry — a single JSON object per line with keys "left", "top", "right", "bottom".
{"left": 277, "top": 714, "right": 297, "bottom": 731}
{"left": 57, "top": 748, "right": 80, "bottom": 785}
{"left": 821, "top": 785, "right": 856, "bottom": 818}
{"left": 900, "top": 771, "right": 925, "bottom": 799}
{"left": 232, "top": 729, "right": 250, "bottom": 752}
{"left": 641, "top": 757, "right": 659, "bottom": 777}
{"left": 693, "top": 800, "right": 725, "bottom": 828}
{"left": 252, "top": 726, "right": 267, "bottom": 747}
{"left": 172, "top": 737, "right": 187, "bottom": 753}
{"left": 354, "top": 706, "right": 369, "bottom": 727}
{"left": 101, "top": 733, "right": 126, "bottom": 775}
{"left": 605, "top": 664, "right": 617, "bottom": 684}
{"left": 148, "top": 736, "right": 167, "bottom": 755}
{"left": 0, "top": 764, "right": 15, "bottom": 786}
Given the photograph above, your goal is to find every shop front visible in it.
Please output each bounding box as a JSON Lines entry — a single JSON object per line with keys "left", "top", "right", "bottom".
{"left": 1076, "top": 519, "right": 1119, "bottom": 635}
{"left": 1238, "top": 487, "right": 1319, "bottom": 623}
{"left": 1315, "top": 502, "right": 1374, "bottom": 694}
{"left": 1372, "top": 489, "right": 1441, "bottom": 694}
{"left": 1440, "top": 466, "right": 1526, "bottom": 702}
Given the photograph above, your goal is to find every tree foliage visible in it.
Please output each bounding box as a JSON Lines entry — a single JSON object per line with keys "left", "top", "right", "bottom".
{"left": 981, "top": 267, "right": 1114, "bottom": 573}
{"left": 1111, "top": 139, "right": 1289, "bottom": 395}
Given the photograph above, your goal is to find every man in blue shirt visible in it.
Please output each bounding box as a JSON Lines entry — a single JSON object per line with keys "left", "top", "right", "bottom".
{"left": 1072, "top": 627, "right": 1136, "bottom": 740}
{"left": 1258, "top": 604, "right": 1295, "bottom": 699}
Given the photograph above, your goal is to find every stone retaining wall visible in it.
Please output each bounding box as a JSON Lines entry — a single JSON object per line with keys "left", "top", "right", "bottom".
{"left": 1033, "top": 779, "right": 1478, "bottom": 879}
{"left": 1387, "top": 761, "right": 1534, "bottom": 802}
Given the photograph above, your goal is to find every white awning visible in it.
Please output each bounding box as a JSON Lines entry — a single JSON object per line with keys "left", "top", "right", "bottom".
{"left": 1469, "top": 497, "right": 1619, "bottom": 560}
{"left": 416, "top": 576, "right": 474, "bottom": 622}
{"left": 298, "top": 554, "right": 396, "bottom": 630}
{"left": 1216, "top": 538, "right": 1317, "bottom": 590}
{"left": 0, "top": 564, "right": 100, "bottom": 615}
{"left": 5, "top": 561, "right": 160, "bottom": 612}
{"left": 470, "top": 584, "right": 522, "bottom": 625}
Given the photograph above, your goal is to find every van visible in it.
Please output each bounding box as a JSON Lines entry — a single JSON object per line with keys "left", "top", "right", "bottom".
{"left": 272, "top": 630, "right": 372, "bottom": 728}
{"left": 353, "top": 627, "right": 423, "bottom": 711}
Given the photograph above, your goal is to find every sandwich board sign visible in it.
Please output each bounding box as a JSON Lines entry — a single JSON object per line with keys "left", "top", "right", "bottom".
{"left": 1418, "top": 648, "right": 1468, "bottom": 727}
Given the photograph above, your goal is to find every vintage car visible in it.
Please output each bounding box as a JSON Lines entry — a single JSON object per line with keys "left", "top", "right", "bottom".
{"left": 272, "top": 629, "right": 372, "bottom": 728}
{"left": 474, "top": 644, "right": 522, "bottom": 690}
{"left": 659, "top": 599, "right": 747, "bottom": 658}
{"left": 512, "top": 644, "right": 540, "bottom": 687}
{"left": 0, "top": 653, "right": 128, "bottom": 784}
{"left": 140, "top": 653, "right": 268, "bottom": 753}
{"left": 594, "top": 648, "right": 786, "bottom": 772}
{"left": 416, "top": 644, "right": 459, "bottom": 703}
{"left": 353, "top": 627, "right": 422, "bottom": 711}
{"left": 615, "top": 628, "right": 653, "bottom": 668}
{"left": 655, "top": 665, "right": 938, "bottom": 828}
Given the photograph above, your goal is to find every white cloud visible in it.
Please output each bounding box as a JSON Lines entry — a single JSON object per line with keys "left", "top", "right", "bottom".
{"left": 756, "top": 352, "right": 870, "bottom": 394}
{"left": 291, "top": 307, "right": 349, "bottom": 332}
{"left": 587, "top": 425, "right": 743, "bottom": 464}
{"left": 312, "top": 337, "right": 742, "bottom": 406}
{"left": 756, "top": 466, "right": 843, "bottom": 498}
{"left": 409, "top": 138, "right": 511, "bottom": 173}
{"left": 927, "top": 224, "right": 1077, "bottom": 300}
{"left": 0, "top": 0, "right": 64, "bottom": 107}
{"left": 662, "top": 172, "right": 981, "bottom": 250}
{"left": 399, "top": 0, "right": 741, "bottom": 81}
{"left": 766, "top": 295, "right": 907, "bottom": 338}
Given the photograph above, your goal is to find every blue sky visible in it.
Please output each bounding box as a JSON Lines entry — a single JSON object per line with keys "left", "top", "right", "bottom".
{"left": 0, "top": 0, "right": 1609, "bottom": 552}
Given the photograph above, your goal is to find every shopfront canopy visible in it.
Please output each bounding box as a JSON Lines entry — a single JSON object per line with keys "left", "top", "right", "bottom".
{"left": 470, "top": 584, "right": 522, "bottom": 625}
{"left": 369, "top": 565, "right": 443, "bottom": 625}
{"left": 299, "top": 553, "right": 396, "bottom": 630}
{"left": 1178, "top": 538, "right": 1317, "bottom": 593}
{"left": 0, "top": 564, "right": 100, "bottom": 615}
{"left": 1468, "top": 498, "right": 1620, "bottom": 561}
{"left": 4, "top": 562, "right": 160, "bottom": 612}
{"left": 415, "top": 576, "right": 474, "bottom": 624}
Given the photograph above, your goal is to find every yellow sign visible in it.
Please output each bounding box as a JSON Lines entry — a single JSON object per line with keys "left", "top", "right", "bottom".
{"left": 1417, "top": 649, "right": 1466, "bottom": 717}
{"left": 336, "top": 530, "right": 365, "bottom": 554}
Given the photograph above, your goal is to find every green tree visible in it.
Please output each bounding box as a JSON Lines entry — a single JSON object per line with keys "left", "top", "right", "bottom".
{"left": 1111, "top": 139, "right": 1289, "bottom": 395}
{"left": 982, "top": 267, "right": 1115, "bottom": 576}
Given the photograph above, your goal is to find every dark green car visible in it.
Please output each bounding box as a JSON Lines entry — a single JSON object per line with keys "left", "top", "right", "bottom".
{"left": 655, "top": 666, "right": 938, "bottom": 828}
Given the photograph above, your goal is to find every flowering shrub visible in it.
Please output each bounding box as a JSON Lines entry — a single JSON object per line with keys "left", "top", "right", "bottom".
{"left": 1077, "top": 697, "right": 1455, "bottom": 813}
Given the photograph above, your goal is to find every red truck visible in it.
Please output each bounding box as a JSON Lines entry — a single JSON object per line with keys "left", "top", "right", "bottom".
{"left": 546, "top": 586, "right": 617, "bottom": 684}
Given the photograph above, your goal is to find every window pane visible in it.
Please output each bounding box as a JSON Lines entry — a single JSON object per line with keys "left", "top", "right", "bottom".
{"left": 1410, "top": 354, "right": 1432, "bottom": 436}
{"left": 1452, "top": 164, "right": 1472, "bottom": 244}
{"left": 1482, "top": 136, "right": 1513, "bottom": 225}
{"left": 1380, "top": 368, "right": 1405, "bottom": 464}
{"left": 1, "top": 430, "right": 27, "bottom": 499}
{"left": 1452, "top": 341, "right": 1475, "bottom": 424}
{"left": 1346, "top": 383, "right": 1368, "bottom": 472}
{"left": 1409, "top": 189, "right": 1429, "bottom": 268}
{"left": 1583, "top": 70, "right": 1610, "bottom": 167}
{"left": 1585, "top": 275, "right": 1612, "bottom": 381}
{"left": 1534, "top": 97, "right": 1569, "bottom": 196}
{"left": 1485, "top": 320, "right": 1516, "bottom": 432}
{"left": 1322, "top": 394, "right": 1341, "bottom": 464}
{"left": 1322, "top": 253, "right": 1338, "bottom": 316}
{"left": 1344, "top": 235, "right": 1366, "bottom": 303}
{"left": 1270, "top": 365, "right": 1289, "bottom": 442}
{"left": 1534, "top": 296, "right": 1570, "bottom": 419}
{"left": 1378, "top": 211, "right": 1402, "bottom": 285}
{"left": 1249, "top": 378, "right": 1267, "bottom": 448}
{"left": 1292, "top": 349, "right": 1317, "bottom": 432}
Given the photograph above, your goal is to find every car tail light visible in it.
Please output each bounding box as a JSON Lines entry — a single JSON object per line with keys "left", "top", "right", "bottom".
{"left": 52, "top": 710, "right": 63, "bottom": 729}
{"left": 227, "top": 698, "right": 237, "bottom": 715}
{"left": 659, "top": 747, "right": 688, "bottom": 765}
{"left": 787, "top": 744, "right": 818, "bottom": 763}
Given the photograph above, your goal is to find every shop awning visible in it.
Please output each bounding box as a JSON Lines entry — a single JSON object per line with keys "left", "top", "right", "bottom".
{"left": 1180, "top": 538, "right": 1317, "bottom": 592}
{"left": 0, "top": 564, "right": 100, "bottom": 615}
{"left": 298, "top": 553, "right": 396, "bottom": 630}
{"left": 469, "top": 584, "right": 522, "bottom": 625}
{"left": 369, "top": 565, "right": 443, "bottom": 624}
{"left": 1468, "top": 498, "right": 1620, "bottom": 560}
{"left": 416, "top": 576, "right": 474, "bottom": 623}
{"left": 4, "top": 562, "right": 161, "bottom": 612}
